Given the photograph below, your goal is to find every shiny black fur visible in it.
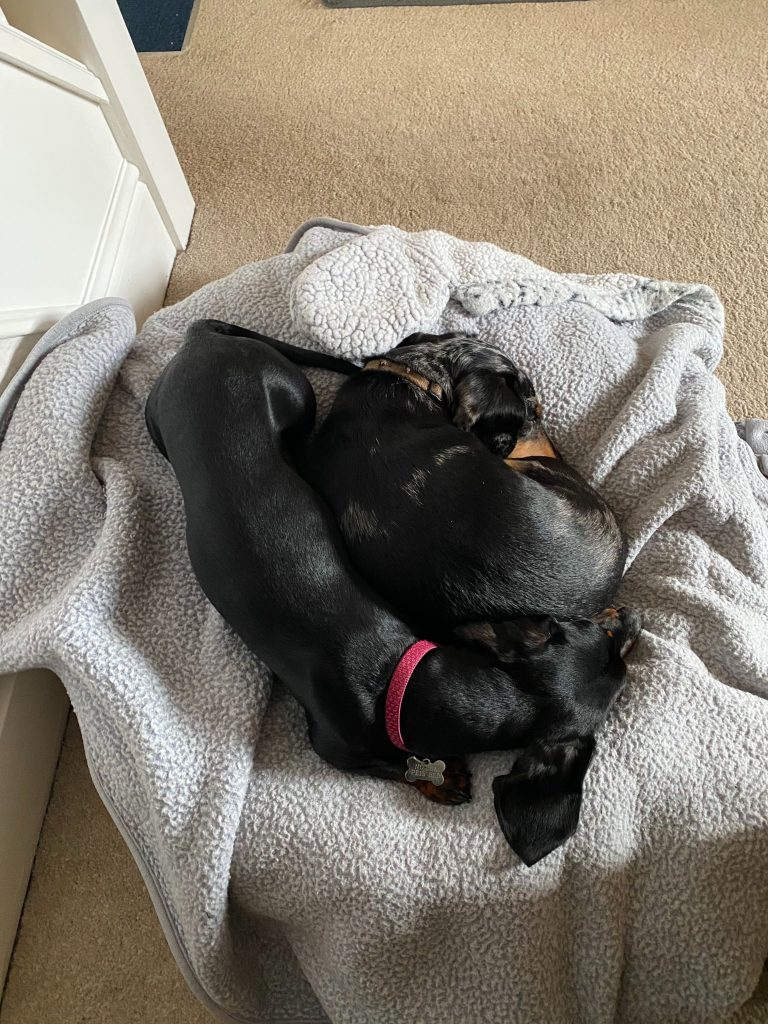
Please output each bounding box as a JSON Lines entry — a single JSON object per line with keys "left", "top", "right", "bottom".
{"left": 301, "top": 331, "right": 628, "bottom": 636}
{"left": 145, "top": 321, "right": 640, "bottom": 864}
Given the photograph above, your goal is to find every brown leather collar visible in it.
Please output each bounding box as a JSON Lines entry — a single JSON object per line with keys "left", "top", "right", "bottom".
{"left": 362, "top": 357, "right": 444, "bottom": 404}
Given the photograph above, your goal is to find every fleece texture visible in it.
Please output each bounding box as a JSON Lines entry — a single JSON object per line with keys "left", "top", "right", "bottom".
{"left": 1, "top": 222, "right": 767, "bottom": 1024}
{"left": 736, "top": 419, "right": 768, "bottom": 478}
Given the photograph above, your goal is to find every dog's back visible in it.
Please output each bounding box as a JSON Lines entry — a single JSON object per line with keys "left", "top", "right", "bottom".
{"left": 308, "top": 391, "right": 626, "bottom": 630}
{"left": 145, "top": 326, "right": 404, "bottom": 738}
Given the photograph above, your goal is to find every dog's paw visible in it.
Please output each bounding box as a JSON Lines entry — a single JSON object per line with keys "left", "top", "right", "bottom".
{"left": 409, "top": 758, "right": 472, "bottom": 805}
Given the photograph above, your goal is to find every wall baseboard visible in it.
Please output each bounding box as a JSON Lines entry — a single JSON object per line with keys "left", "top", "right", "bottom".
{"left": 0, "top": 671, "right": 69, "bottom": 995}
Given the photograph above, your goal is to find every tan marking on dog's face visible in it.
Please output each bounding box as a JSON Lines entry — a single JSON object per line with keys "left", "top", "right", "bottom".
{"left": 503, "top": 458, "right": 531, "bottom": 474}
{"left": 505, "top": 434, "right": 558, "bottom": 461}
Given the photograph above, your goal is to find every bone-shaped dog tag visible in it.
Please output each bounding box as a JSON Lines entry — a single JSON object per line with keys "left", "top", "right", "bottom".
{"left": 405, "top": 756, "right": 446, "bottom": 786}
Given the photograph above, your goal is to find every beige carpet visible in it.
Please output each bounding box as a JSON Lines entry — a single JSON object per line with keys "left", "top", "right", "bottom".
{"left": 152, "top": 0, "right": 767, "bottom": 415}
{"left": 3, "top": 0, "right": 768, "bottom": 1021}
{"left": 0, "top": 716, "right": 211, "bottom": 1023}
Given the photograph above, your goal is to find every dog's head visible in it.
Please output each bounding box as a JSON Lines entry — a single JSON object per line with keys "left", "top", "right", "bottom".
{"left": 456, "top": 607, "right": 642, "bottom": 865}
{"left": 451, "top": 367, "right": 534, "bottom": 457}
{"left": 392, "top": 333, "right": 536, "bottom": 456}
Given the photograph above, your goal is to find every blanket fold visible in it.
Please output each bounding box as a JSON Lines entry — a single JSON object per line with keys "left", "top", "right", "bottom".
{"left": 1, "top": 221, "right": 767, "bottom": 1024}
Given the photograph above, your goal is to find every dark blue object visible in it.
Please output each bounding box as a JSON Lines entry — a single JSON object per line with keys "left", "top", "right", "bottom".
{"left": 117, "top": 0, "right": 196, "bottom": 52}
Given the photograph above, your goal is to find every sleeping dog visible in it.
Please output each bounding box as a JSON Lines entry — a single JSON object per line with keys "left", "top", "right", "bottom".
{"left": 145, "top": 320, "right": 640, "bottom": 865}
{"left": 298, "top": 330, "right": 628, "bottom": 652}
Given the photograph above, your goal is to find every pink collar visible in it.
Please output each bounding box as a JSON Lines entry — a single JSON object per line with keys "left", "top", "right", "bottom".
{"left": 385, "top": 640, "right": 438, "bottom": 751}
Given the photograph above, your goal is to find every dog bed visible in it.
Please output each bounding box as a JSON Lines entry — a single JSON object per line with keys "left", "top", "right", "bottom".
{"left": 1, "top": 219, "right": 767, "bottom": 1024}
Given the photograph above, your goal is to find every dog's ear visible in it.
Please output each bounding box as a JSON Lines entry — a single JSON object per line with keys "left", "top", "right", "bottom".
{"left": 454, "top": 616, "right": 560, "bottom": 661}
{"left": 492, "top": 736, "right": 596, "bottom": 866}
{"left": 451, "top": 371, "right": 529, "bottom": 457}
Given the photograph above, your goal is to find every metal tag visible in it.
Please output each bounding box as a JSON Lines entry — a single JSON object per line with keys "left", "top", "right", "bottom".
{"left": 405, "top": 756, "right": 446, "bottom": 786}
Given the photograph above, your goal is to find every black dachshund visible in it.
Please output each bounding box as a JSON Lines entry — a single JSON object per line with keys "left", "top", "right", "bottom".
{"left": 296, "top": 331, "right": 629, "bottom": 651}
{"left": 145, "top": 321, "right": 640, "bottom": 865}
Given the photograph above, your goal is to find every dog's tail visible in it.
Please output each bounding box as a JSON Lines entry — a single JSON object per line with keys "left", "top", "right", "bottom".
{"left": 187, "top": 319, "right": 360, "bottom": 376}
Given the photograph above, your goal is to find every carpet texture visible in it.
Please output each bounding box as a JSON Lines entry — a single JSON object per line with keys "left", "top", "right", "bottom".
{"left": 322, "top": 1, "right": 577, "bottom": 8}
{"left": 0, "top": 717, "right": 211, "bottom": 1023}
{"left": 148, "top": 0, "right": 767, "bottom": 418}
{"left": 2, "top": 0, "right": 767, "bottom": 1021}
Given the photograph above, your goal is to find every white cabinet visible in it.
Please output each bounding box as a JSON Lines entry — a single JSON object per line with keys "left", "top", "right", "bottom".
{"left": 0, "top": 0, "right": 194, "bottom": 988}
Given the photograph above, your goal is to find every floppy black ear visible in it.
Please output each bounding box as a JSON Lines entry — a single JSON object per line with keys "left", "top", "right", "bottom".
{"left": 492, "top": 736, "right": 596, "bottom": 866}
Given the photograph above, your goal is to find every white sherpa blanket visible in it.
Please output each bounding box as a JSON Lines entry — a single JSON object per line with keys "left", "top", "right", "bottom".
{"left": 2, "top": 220, "right": 768, "bottom": 1024}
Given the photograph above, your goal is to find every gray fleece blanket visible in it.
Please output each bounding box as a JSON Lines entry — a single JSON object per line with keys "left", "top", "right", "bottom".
{"left": 2, "top": 220, "right": 768, "bottom": 1024}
